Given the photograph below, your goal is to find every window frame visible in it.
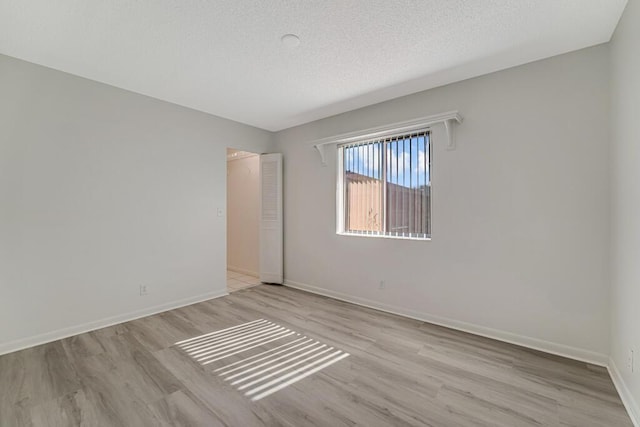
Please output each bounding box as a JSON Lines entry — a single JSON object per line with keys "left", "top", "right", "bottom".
{"left": 336, "top": 128, "right": 432, "bottom": 241}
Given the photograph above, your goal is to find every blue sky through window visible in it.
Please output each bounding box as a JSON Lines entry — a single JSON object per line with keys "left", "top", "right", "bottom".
{"left": 344, "top": 134, "right": 430, "bottom": 187}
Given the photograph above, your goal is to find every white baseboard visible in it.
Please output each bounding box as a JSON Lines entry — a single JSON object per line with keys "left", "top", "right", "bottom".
{"left": 227, "top": 265, "right": 259, "bottom": 277}
{"left": 609, "top": 358, "right": 640, "bottom": 427}
{"left": 284, "top": 279, "right": 609, "bottom": 367}
{"left": 0, "top": 289, "right": 228, "bottom": 356}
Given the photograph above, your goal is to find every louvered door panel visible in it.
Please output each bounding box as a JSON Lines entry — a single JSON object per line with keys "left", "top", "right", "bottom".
{"left": 259, "top": 153, "right": 283, "bottom": 284}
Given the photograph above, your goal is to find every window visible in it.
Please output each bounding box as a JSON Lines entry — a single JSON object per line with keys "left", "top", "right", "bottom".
{"left": 337, "top": 130, "right": 431, "bottom": 239}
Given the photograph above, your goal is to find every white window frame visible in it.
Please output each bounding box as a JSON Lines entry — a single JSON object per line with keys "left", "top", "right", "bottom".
{"left": 336, "top": 129, "right": 432, "bottom": 241}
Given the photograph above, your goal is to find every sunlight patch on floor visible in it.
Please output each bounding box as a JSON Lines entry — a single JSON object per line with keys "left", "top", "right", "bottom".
{"left": 175, "top": 319, "right": 350, "bottom": 401}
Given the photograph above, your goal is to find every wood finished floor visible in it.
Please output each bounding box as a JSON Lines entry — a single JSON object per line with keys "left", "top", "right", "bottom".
{"left": 0, "top": 285, "right": 632, "bottom": 427}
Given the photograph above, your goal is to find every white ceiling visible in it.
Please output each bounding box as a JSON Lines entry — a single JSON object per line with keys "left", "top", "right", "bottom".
{"left": 0, "top": 1, "right": 627, "bottom": 131}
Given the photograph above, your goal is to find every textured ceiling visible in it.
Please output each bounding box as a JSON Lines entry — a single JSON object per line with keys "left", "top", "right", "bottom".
{"left": 0, "top": 1, "right": 627, "bottom": 131}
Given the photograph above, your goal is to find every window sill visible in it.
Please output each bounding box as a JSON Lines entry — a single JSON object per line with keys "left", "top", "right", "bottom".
{"left": 336, "top": 232, "right": 431, "bottom": 241}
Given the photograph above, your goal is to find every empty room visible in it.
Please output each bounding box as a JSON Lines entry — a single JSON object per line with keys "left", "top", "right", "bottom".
{"left": 1, "top": 1, "right": 639, "bottom": 426}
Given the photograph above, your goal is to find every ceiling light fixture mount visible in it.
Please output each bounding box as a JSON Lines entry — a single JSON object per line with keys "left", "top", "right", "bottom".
{"left": 281, "top": 34, "right": 300, "bottom": 48}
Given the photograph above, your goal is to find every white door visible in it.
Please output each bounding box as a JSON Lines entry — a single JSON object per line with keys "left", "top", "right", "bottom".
{"left": 259, "top": 153, "right": 283, "bottom": 284}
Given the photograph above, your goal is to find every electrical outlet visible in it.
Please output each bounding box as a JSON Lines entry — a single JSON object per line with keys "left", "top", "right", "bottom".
{"left": 628, "top": 349, "right": 635, "bottom": 373}
{"left": 140, "top": 285, "right": 148, "bottom": 296}
{"left": 379, "top": 280, "right": 386, "bottom": 290}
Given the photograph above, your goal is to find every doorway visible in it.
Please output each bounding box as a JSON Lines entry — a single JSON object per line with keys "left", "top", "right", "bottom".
{"left": 226, "top": 148, "right": 261, "bottom": 292}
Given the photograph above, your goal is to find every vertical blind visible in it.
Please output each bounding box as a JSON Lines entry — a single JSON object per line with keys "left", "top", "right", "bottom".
{"left": 340, "top": 130, "right": 431, "bottom": 239}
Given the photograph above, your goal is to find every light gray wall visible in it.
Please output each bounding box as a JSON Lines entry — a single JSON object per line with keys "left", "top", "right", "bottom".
{"left": 611, "top": 0, "right": 640, "bottom": 421}
{"left": 227, "top": 154, "right": 260, "bottom": 276}
{"left": 275, "top": 45, "right": 611, "bottom": 363}
{"left": 0, "top": 54, "right": 273, "bottom": 353}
